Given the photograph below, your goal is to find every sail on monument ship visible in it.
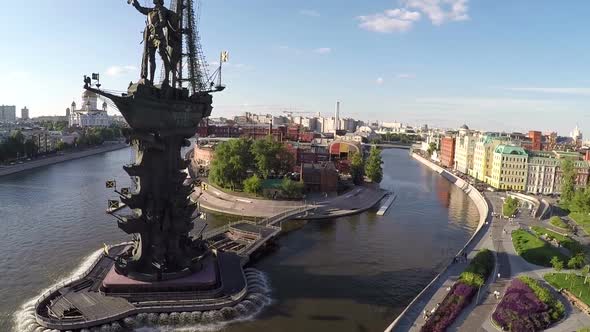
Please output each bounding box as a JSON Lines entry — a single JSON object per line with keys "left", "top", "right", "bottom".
{"left": 23, "top": 1, "right": 270, "bottom": 331}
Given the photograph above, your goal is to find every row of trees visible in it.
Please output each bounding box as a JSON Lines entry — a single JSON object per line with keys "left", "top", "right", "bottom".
{"left": 377, "top": 133, "right": 418, "bottom": 144}
{"left": 209, "top": 136, "right": 295, "bottom": 191}
{"left": 0, "top": 131, "right": 37, "bottom": 162}
{"left": 76, "top": 127, "right": 122, "bottom": 147}
{"left": 559, "top": 159, "right": 590, "bottom": 214}
{"left": 350, "top": 146, "right": 383, "bottom": 185}
{"left": 0, "top": 127, "right": 122, "bottom": 163}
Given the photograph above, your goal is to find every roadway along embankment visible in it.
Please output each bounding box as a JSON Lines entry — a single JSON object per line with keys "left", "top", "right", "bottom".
{"left": 0, "top": 143, "right": 128, "bottom": 177}
{"left": 385, "top": 153, "right": 491, "bottom": 332}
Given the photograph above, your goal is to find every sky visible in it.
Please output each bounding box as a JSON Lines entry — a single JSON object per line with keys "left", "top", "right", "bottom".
{"left": 2, "top": 0, "right": 590, "bottom": 136}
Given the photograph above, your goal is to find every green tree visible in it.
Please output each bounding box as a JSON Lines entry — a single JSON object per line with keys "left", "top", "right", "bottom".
{"left": 561, "top": 159, "right": 576, "bottom": 205}
{"left": 277, "top": 147, "right": 295, "bottom": 175}
{"left": 460, "top": 271, "right": 485, "bottom": 288}
{"left": 243, "top": 175, "right": 262, "bottom": 195}
{"left": 583, "top": 265, "right": 590, "bottom": 284}
{"left": 56, "top": 141, "right": 69, "bottom": 151}
{"left": 503, "top": 196, "right": 519, "bottom": 217}
{"left": 427, "top": 142, "right": 437, "bottom": 156}
{"left": 209, "top": 138, "right": 253, "bottom": 190}
{"left": 365, "top": 146, "right": 383, "bottom": 183}
{"left": 551, "top": 256, "right": 564, "bottom": 272}
{"left": 23, "top": 139, "right": 37, "bottom": 157}
{"left": 350, "top": 152, "right": 365, "bottom": 185}
{"left": 568, "top": 253, "right": 585, "bottom": 269}
{"left": 280, "top": 178, "right": 303, "bottom": 199}
{"left": 251, "top": 136, "right": 285, "bottom": 178}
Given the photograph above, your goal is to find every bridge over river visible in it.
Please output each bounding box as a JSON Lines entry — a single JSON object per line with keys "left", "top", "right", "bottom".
{"left": 202, "top": 206, "right": 315, "bottom": 265}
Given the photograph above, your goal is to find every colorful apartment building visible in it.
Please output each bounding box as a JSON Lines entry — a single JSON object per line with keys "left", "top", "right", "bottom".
{"left": 454, "top": 133, "right": 476, "bottom": 174}
{"left": 489, "top": 145, "right": 528, "bottom": 191}
{"left": 469, "top": 135, "right": 511, "bottom": 183}
{"left": 526, "top": 151, "right": 560, "bottom": 194}
{"left": 440, "top": 136, "right": 456, "bottom": 168}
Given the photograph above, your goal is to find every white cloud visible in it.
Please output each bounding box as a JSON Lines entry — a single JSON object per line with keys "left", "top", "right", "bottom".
{"left": 358, "top": 8, "right": 421, "bottom": 33}
{"left": 358, "top": 0, "right": 469, "bottom": 33}
{"left": 314, "top": 47, "right": 332, "bottom": 55}
{"left": 105, "top": 65, "right": 137, "bottom": 77}
{"left": 404, "top": 0, "right": 469, "bottom": 25}
{"left": 299, "top": 9, "right": 320, "bottom": 17}
{"left": 504, "top": 87, "right": 590, "bottom": 96}
{"left": 397, "top": 73, "right": 416, "bottom": 79}
{"left": 376, "top": 77, "right": 385, "bottom": 85}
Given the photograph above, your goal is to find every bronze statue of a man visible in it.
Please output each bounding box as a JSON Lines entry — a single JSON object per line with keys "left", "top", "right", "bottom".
{"left": 131, "top": 0, "right": 179, "bottom": 86}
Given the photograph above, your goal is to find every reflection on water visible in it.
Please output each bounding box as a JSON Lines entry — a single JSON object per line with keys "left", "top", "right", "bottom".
{"left": 0, "top": 148, "right": 478, "bottom": 332}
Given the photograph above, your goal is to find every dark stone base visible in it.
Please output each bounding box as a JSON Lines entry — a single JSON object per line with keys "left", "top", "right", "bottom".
{"left": 34, "top": 245, "right": 248, "bottom": 331}
{"left": 102, "top": 254, "right": 219, "bottom": 294}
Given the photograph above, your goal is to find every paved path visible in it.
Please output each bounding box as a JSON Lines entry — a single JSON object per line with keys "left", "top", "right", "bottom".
{"left": 454, "top": 193, "right": 590, "bottom": 332}
{"left": 195, "top": 183, "right": 386, "bottom": 219}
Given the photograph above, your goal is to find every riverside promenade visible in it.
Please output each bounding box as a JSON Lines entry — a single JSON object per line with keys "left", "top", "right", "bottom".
{"left": 0, "top": 143, "right": 127, "bottom": 177}
{"left": 194, "top": 183, "right": 386, "bottom": 219}
{"left": 386, "top": 153, "right": 492, "bottom": 332}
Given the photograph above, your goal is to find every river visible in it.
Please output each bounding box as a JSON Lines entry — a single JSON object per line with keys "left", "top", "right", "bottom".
{"left": 0, "top": 148, "right": 479, "bottom": 331}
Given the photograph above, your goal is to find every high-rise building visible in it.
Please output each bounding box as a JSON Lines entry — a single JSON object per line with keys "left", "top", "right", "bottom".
{"left": 571, "top": 125, "right": 583, "bottom": 145}
{"left": 21, "top": 106, "right": 29, "bottom": 121}
{"left": 0, "top": 105, "right": 16, "bottom": 122}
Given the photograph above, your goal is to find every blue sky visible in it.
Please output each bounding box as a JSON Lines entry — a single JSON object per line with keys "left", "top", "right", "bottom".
{"left": 2, "top": 0, "right": 590, "bottom": 136}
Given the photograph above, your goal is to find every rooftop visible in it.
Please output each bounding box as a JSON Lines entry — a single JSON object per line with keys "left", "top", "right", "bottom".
{"left": 495, "top": 145, "right": 527, "bottom": 156}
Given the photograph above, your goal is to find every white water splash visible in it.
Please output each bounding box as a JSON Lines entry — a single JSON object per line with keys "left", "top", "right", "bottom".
{"left": 13, "top": 249, "right": 104, "bottom": 332}
{"left": 13, "top": 253, "right": 272, "bottom": 332}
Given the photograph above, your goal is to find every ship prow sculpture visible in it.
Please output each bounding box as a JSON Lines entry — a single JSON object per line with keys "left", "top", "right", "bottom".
{"left": 27, "top": 1, "right": 270, "bottom": 331}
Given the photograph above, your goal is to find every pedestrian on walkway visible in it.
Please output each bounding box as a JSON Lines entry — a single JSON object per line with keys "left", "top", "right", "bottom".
{"left": 423, "top": 309, "right": 427, "bottom": 320}
{"left": 497, "top": 272, "right": 501, "bottom": 279}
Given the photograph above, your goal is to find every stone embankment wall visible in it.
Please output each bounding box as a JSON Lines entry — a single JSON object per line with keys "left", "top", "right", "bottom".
{"left": 385, "top": 153, "right": 490, "bottom": 332}
{"left": 0, "top": 143, "right": 128, "bottom": 177}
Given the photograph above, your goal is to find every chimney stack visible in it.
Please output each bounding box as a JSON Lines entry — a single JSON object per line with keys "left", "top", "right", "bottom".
{"left": 335, "top": 101, "right": 340, "bottom": 132}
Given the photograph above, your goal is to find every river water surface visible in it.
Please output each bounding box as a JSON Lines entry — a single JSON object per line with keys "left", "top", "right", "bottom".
{"left": 0, "top": 148, "right": 478, "bottom": 331}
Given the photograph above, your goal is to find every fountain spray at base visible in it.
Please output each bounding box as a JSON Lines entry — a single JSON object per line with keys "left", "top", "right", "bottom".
{"left": 14, "top": 249, "right": 271, "bottom": 332}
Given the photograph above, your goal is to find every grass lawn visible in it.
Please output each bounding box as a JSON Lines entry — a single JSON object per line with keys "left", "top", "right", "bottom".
{"left": 570, "top": 212, "right": 590, "bottom": 235}
{"left": 545, "top": 273, "right": 590, "bottom": 307}
{"left": 531, "top": 226, "right": 585, "bottom": 255}
{"left": 550, "top": 216, "right": 569, "bottom": 230}
{"left": 512, "top": 229, "right": 569, "bottom": 267}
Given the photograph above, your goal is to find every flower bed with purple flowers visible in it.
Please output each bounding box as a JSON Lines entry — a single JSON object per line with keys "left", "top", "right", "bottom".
{"left": 421, "top": 249, "right": 494, "bottom": 332}
{"left": 492, "top": 276, "right": 564, "bottom": 332}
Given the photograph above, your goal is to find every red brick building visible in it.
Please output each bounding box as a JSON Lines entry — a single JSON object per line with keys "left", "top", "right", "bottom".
{"left": 528, "top": 130, "right": 542, "bottom": 150}
{"left": 300, "top": 162, "right": 339, "bottom": 193}
{"left": 440, "top": 136, "right": 456, "bottom": 168}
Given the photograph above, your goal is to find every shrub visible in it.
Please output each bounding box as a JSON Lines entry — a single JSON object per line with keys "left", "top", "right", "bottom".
{"left": 243, "top": 175, "right": 262, "bottom": 195}
{"left": 531, "top": 226, "right": 584, "bottom": 255}
{"left": 421, "top": 249, "right": 494, "bottom": 332}
{"left": 421, "top": 282, "right": 476, "bottom": 332}
{"left": 568, "top": 253, "right": 586, "bottom": 269}
{"left": 549, "top": 216, "right": 569, "bottom": 229}
{"left": 503, "top": 196, "right": 519, "bottom": 217}
{"left": 492, "top": 277, "right": 564, "bottom": 331}
{"left": 462, "top": 249, "right": 494, "bottom": 280}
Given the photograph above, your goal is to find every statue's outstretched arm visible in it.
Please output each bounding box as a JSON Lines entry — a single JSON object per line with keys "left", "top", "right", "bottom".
{"left": 132, "top": 0, "right": 150, "bottom": 15}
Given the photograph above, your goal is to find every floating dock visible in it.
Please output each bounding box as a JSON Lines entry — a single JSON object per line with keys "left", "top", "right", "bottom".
{"left": 377, "top": 192, "right": 397, "bottom": 216}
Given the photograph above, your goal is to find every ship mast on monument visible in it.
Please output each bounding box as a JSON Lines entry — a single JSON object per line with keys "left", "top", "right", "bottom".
{"left": 27, "top": 3, "right": 276, "bottom": 331}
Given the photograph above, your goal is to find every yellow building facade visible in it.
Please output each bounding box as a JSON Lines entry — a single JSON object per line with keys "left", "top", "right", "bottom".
{"left": 469, "top": 135, "right": 511, "bottom": 184}
{"left": 489, "top": 145, "right": 528, "bottom": 191}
